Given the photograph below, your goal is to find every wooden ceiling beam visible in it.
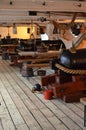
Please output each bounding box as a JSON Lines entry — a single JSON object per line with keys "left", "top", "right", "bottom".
{"left": 0, "top": 1, "right": 86, "bottom": 12}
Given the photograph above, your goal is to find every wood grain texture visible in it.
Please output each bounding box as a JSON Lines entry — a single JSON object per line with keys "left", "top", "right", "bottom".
{"left": 0, "top": 58, "right": 85, "bottom": 130}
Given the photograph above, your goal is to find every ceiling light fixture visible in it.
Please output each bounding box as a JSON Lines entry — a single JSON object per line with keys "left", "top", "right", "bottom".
{"left": 9, "top": 1, "right": 13, "bottom": 5}
{"left": 42, "top": 1, "right": 46, "bottom": 6}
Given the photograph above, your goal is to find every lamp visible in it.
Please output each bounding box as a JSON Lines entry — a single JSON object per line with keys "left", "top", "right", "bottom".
{"left": 42, "top": 1, "right": 46, "bottom": 6}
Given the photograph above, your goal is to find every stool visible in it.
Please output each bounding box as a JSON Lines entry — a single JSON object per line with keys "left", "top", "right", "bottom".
{"left": 37, "top": 70, "right": 46, "bottom": 76}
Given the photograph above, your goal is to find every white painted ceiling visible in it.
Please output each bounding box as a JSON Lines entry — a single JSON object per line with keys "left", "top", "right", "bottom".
{"left": 0, "top": 0, "right": 86, "bottom": 26}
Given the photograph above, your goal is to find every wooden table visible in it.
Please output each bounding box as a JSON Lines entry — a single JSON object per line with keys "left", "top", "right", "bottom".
{"left": 80, "top": 97, "right": 86, "bottom": 127}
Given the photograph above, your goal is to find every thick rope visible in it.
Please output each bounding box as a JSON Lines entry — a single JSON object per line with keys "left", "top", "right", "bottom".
{"left": 56, "top": 63, "right": 86, "bottom": 75}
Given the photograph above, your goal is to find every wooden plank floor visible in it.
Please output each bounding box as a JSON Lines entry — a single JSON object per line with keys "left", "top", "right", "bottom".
{"left": 0, "top": 57, "right": 86, "bottom": 130}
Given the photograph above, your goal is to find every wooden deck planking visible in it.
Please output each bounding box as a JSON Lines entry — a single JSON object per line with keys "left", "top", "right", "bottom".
{"left": 0, "top": 61, "right": 57, "bottom": 130}
{"left": 0, "top": 118, "right": 4, "bottom": 130}
{"left": 73, "top": 102, "right": 84, "bottom": 111}
{"left": 52, "top": 100, "right": 85, "bottom": 129}
{"left": 0, "top": 76, "right": 29, "bottom": 130}
{"left": 18, "top": 74, "right": 85, "bottom": 130}
{"left": 0, "top": 94, "right": 16, "bottom": 130}
{"left": 3, "top": 62, "right": 64, "bottom": 130}
{"left": 32, "top": 70, "right": 85, "bottom": 128}
{"left": 0, "top": 59, "right": 85, "bottom": 130}
{"left": 65, "top": 103, "right": 84, "bottom": 118}
{"left": 0, "top": 63, "right": 44, "bottom": 130}
{"left": 17, "top": 68, "right": 86, "bottom": 130}
{"left": 27, "top": 76, "right": 84, "bottom": 129}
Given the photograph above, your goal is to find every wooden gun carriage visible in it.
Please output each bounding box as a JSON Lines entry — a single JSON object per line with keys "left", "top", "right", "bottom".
{"left": 49, "top": 48, "right": 86, "bottom": 102}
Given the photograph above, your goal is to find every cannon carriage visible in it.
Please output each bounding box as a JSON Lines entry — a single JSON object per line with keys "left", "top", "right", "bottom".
{"left": 50, "top": 48, "right": 86, "bottom": 102}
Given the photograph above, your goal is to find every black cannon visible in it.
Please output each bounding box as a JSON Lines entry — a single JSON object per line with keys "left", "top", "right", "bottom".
{"left": 51, "top": 48, "right": 86, "bottom": 71}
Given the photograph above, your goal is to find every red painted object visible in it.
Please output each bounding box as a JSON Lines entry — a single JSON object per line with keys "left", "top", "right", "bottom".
{"left": 44, "top": 90, "right": 53, "bottom": 100}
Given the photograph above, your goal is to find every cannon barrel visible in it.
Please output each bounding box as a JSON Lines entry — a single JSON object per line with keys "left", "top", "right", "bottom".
{"left": 51, "top": 48, "right": 86, "bottom": 71}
